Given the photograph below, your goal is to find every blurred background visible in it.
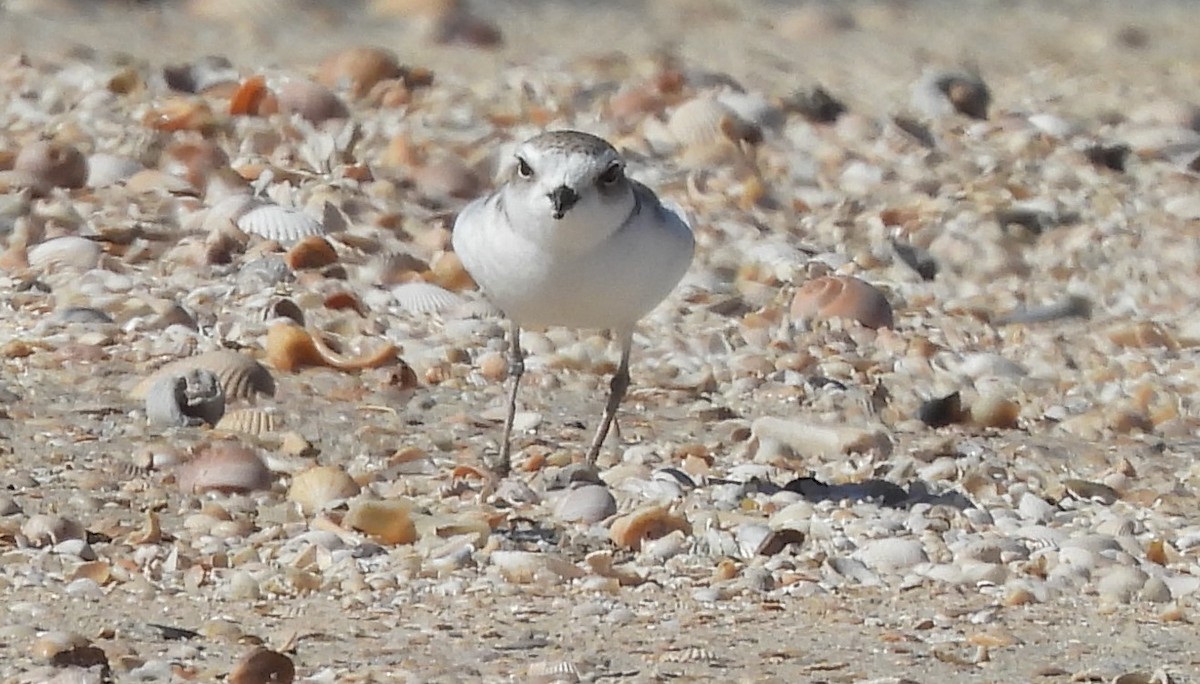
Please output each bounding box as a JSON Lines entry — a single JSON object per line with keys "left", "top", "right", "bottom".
{"left": 1, "top": 0, "right": 1198, "bottom": 117}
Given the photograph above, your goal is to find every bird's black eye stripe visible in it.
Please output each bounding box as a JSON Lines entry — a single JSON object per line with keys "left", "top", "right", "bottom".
{"left": 516, "top": 157, "right": 534, "bottom": 179}
{"left": 598, "top": 163, "right": 623, "bottom": 186}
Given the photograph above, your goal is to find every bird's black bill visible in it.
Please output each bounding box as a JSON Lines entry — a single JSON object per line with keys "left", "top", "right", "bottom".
{"left": 548, "top": 185, "right": 580, "bottom": 219}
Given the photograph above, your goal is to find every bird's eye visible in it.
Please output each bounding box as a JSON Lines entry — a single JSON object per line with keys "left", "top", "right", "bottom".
{"left": 598, "top": 163, "right": 623, "bottom": 186}
{"left": 516, "top": 157, "right": 534, "bottom": 179}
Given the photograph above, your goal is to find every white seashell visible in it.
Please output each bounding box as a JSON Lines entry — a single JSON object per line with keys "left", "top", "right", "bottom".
{"left": 552, "top": 484, "right": 617, "bottom": 524}
{"left": 715, "top": 89, "right": 783, "bottom": 130}
{"left": 390, "top": 281, "right": 464, "bottom": 315}
{"left": 288, "top": 465, "right": 360, "bottom": 515}
{"left": 144, "top": 368, "right": 225, "bottom": 427}
{"left": 853, "top": 538, "right": 928, "bottom": 573}
{"left": 236, "top": 203, "right": 326, "bottom": 245}
{"left": 666, "top": 96, "right": 739, "bottom": 148}
{"left": 215, "top": 408, "right": 283, "bottom": 436}
{"left": 27, "top": 236, "right": 103, "bottom": 272}
{"left": 132, "top": 350, "right": 275, "bottom": 401}
{"left": 85, "top": 153, "right": 144, "bottom": 188}
{"left": 1164, "top": 196, "right": 1200, "bottom": 220}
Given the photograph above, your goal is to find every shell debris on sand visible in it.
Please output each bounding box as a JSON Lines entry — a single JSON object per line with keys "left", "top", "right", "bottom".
{"left": 1, "top": 1, "right": 1200, "bottom": 680}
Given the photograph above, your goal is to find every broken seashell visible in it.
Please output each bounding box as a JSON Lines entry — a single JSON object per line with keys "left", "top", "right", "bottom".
{"left": 145, "top": 368, "right": 226, "bottom": 427}
{"left": 791, "top": 275, "right": 894, "bottom": 329}
{"left": 343, "top": 498, "right": 417, "bottom": 544}
{"left": 237, "top": 203, "right": 326, "bottom": 245}
{"left": 288, "top": 465, "right": 360, "bottom": 515}
{"left": 265, "top": 322, "right": 398, "bottom": 372}
{"left": 229, "top": 75, "right": 278, "bottom": 117}
{"left": 609, "top": 505, "right": 691, "bottom": 550}
{"left": 132, "top": 350, "right": 275, "bottom": 401}
{"left": 15, "top": 140, "right": 88, "bottom": 190}
{"left": 176, "top": 441, "right": 272, "bottom": 494}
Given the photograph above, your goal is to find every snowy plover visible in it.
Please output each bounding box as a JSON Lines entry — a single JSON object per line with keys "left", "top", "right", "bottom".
{"left": 452, "top": 130, "right": 695, "bottom": 474}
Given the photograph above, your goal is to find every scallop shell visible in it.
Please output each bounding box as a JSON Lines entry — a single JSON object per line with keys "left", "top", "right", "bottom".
{"left": 276, "top": 79, "right": 349, "bottom": 124}
{"left": 215, "top": 408, "right": 283, "bottom": 436}
{"left": 665, "top": 96, "right": 739, "bottom": 148}
{"left": 131, "top": 350, "right": 276, "bottom": 401}
{"left": 288, "top": 465, "right": 360, "bottom": 514}
{"left": 175, "top": 441, "right": 272, "bottom": 494}
{"left": 27, "top": 236, "right": 103, "bottom": 272}
{"left": 317, "top": 46, "right": 404, "bottom": 98}
{"left": 14, "top": 140, "right": 88, "bottom": 189}
{"left": 236, "top": 203, "right": 326, "bottom": 245}
{"left": 144, "top": 368, "right": 226, "bottom": 427}
{"left": 390, "top": 281, "right": 464, "bottom": 315}
{"left": 552, "top": 484, "right": 617, "bottom": 524}
{"left": 790, "top": 275, "right": 894, "bottom": 329}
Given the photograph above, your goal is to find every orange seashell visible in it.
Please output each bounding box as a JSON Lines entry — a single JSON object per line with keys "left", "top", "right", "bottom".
{"left": 229, "top": 75, "right": 276, "bottom": 117}
{"left": 609, "top": 505, "right": 691, "bottom": 550}
{"left": 265, "top": 322, "right": 398, "bottom": 373}
{"left": 176, "top": 441, "right": 272, "bottom": 495}
{"left": 162, "top": 140, "right": 230, "bottom": 188}
{"left": 229, "top": 647, "right": 295, "bottom": 684}
{"left": 343, "top": 499, "right": 417, "bottom": 545}
{"left": 276, "top": 79, "right": 348, "bottom": 124}
{"left": 14, "top": 141, "right": 87, "bottom": 189}
{"left": 323, "top": 291, "right": 368, "bottom": 315}
{"left": 284, "top": 235, "right": 338, "bottom": 270}
{"left": 144, "top": 97, "right": 218, "bottom": 133}
{"left": 451, "top": 464, "right": 488, "bottom": 480}
{"left": 790, "top": 275, "right": 894, "bottom": 329}
{"left": 317, "top": 46, "right": 403, "bottom": 99}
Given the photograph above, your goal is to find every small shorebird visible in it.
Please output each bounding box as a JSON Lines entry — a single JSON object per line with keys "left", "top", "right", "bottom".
{"left": 452, "top": 130, "right": 695, "bottom": 474}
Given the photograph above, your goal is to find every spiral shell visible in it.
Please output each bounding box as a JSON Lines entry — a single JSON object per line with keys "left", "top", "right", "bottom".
{"left": 390, "top": 281, "right": 463, "bottom": 315}
{"left": 265, "top": 322, "right": 398, "bottom": 372}
{"left": 609, "top": 505, "right": 691, "bottom": 551}
{"left": 14, "top": 140, "right": 88, "bottom": 190}
{"left": 236, "top": 203, "right": 326, "bottom": 245}
{"left": 132, "top": 350, "right": 276, "bottom": 401}
{"left": 144, "top": 368, "right": 226, "bottom": 427}
{"left": 790, "top": 275, "right": 894, "bottom": 329}
{"left": 175, "top": 441, "right": 272, "bottom": 494}
{"left": 288, "top": 465, "right": 360, "bottom": 514}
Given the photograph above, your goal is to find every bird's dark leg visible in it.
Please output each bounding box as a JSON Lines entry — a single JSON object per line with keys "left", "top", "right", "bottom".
{"left": 494, "top": 320, "right": 524, "bottom": 476}
{"left": 586, "top": 330, "right": 633, "bottom": 466}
